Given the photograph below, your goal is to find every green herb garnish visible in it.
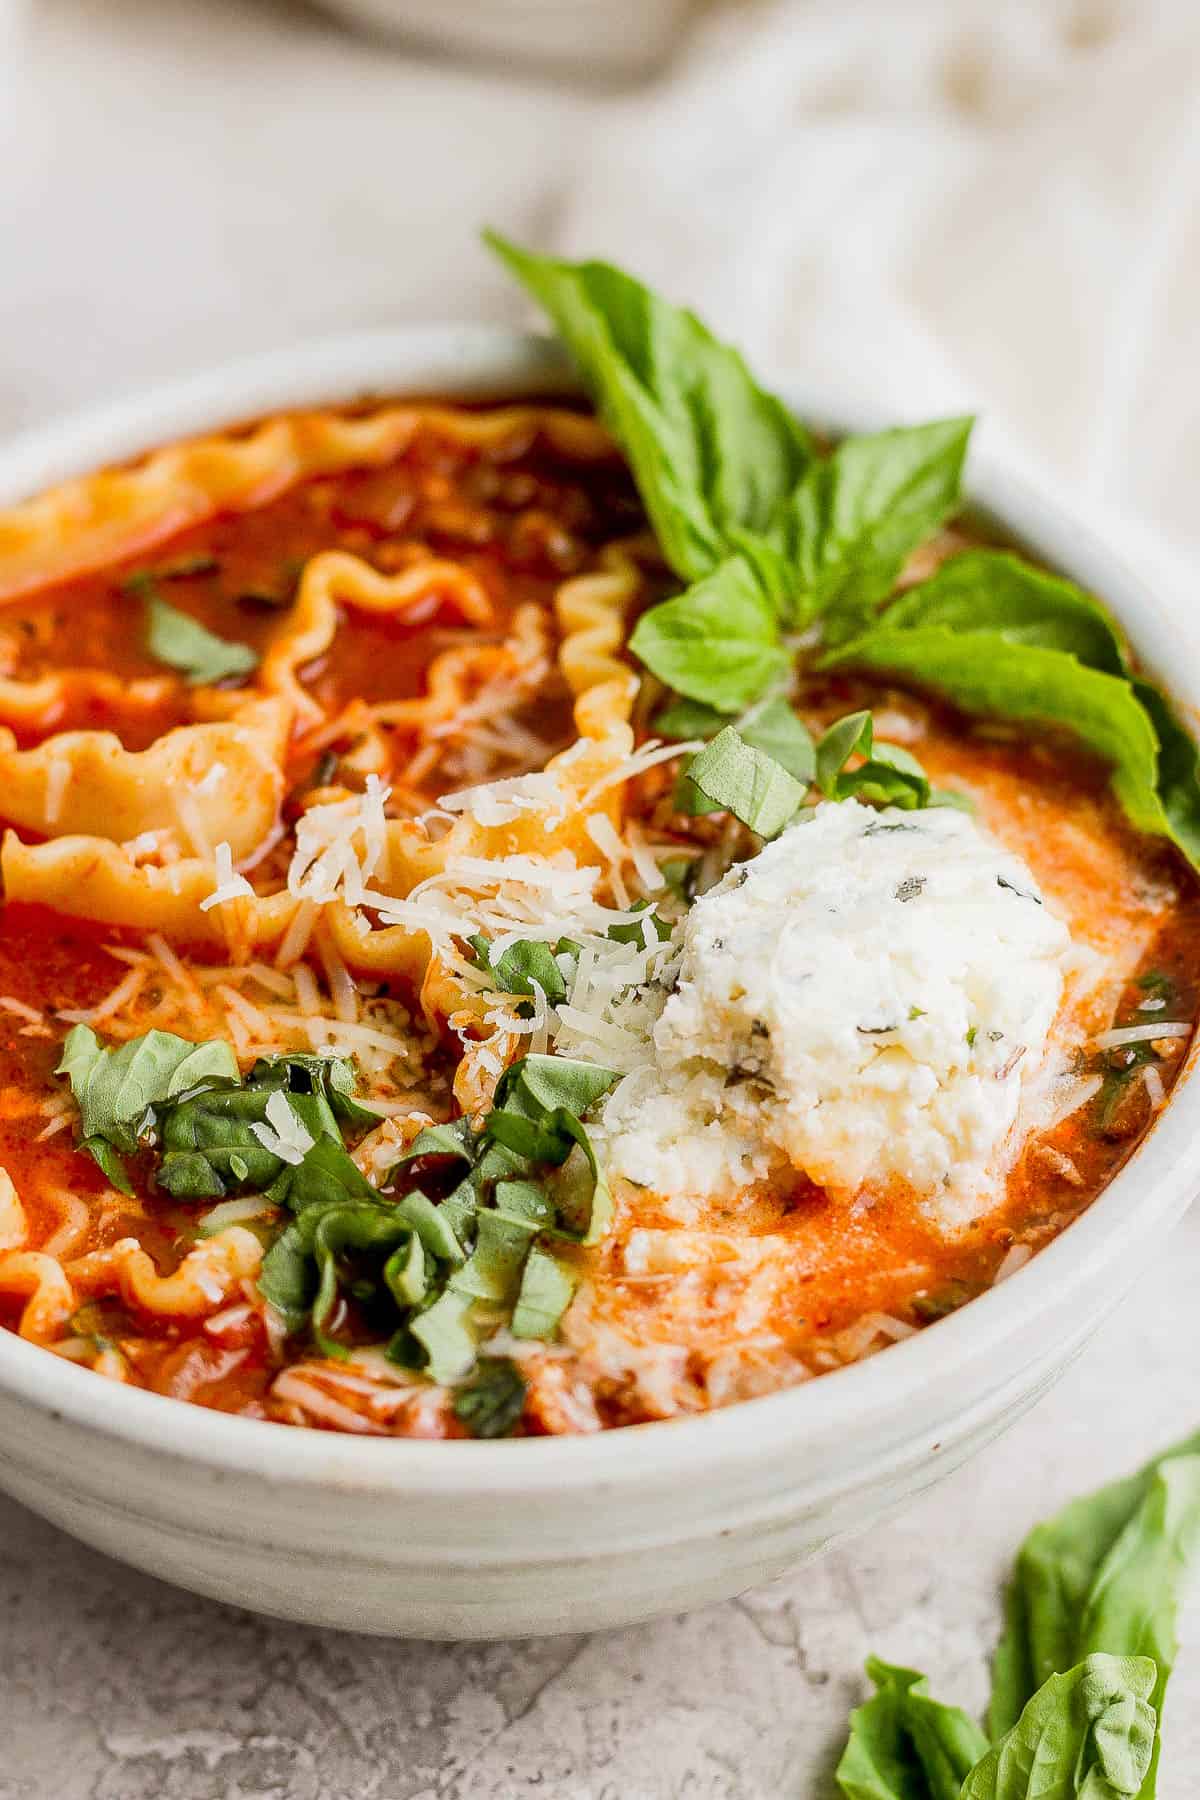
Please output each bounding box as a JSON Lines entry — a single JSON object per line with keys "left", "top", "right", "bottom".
{"left": 57, "top": 1029, "right": 615, "bottom": 1381}
{"left": 833, "top": 1430, "right": 1200, "bottom": 1798}
{"left": 491, "top": 236, "right": 1200, "bottom": 870}
{"left": 144, "top": 595, "right": 258, "bottom": 686}
{"left": 452, "top": 1356, "right": 527, "bottom": 1439}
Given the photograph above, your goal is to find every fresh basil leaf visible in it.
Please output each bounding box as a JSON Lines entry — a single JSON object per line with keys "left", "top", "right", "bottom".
{"left": 825, "top": 627, "right": 1174, "bottom": 844}
{"left": 964, "top": 1655, "right": 1158, "bottom": 1800}
{"left": 654, "top": 698, "right": 730, "bottom": 739}
{"left": 816, "top": 710, "right": 875, "bottom": 797}
{"left": 80, "top": 1135, "right": 134, "bottom": 1196}
{"left": 607, "top": 901, "right": 672, "bottom": 947}
{"left": 683, "top": 725, "right": 807, "bottom": 838}
{"left": 400, "top": 1286, "right": 478, "bottom": 1384}
{"left": 249, "top": 1052, "right": 377, "bottom": 1133}
{"left": 835, "top": 1657, "right": 988, "bottom": 1800}
{"left": 57, "top": 1023, "right": 104, "bottom": 1094}
{"left": 1130, "top": 677, "right": 1200, "bottom": 869}
{"left": 449, "top": 1203, "right": 545, "bottom": 1304}
{"left": 396, "top": 1119, "right": 477, "bottom": 1173}
{"left": 630, "top": 557, "right": 789, "bottom": 712}
{"left": 452, "top": 1356, "right": 527, "bottom": 1439}
{"left": 737, "top": 697, "right": 816, "bottom": 782}
{"left": 832, "top": 551, "right": 1200, "bottom": 868}
{"left": 145, "top": 596, "right": 258, "bottom": 686}
{"left": 781, "top": 418, "right": 972, "bottom": 633}
{"left": 882, "top": 551, "right": 1127, "bottom": 670}
{"left": 392, "top": 1191, "right": 467, "bottom": 1266}
{"left": 307, "top": 1203, "right": 413, "bottom": 1353}
{"left": 258, "top": 1221, "right": 317, "bottom": 1327}
{"left": 511, "top": 1246, "right": 577, "bottom": 1340}
{"left": 661, "top": 854, "right": 702, "bottom": 904}
{"left": 470, "top": 934, "right": 573, "bottom": 1005}
{"left": 990, "top": 1432, "right": 1200, "bottom": 1796}
{"left": 837, "top": 741, "right": 931, "bottom": 811}
{"left": 273, "top": 1133, "right": 381, "bottom": 1214}
{"left": 494, "top": 1054, "right": 620, "bottom": 1121}
{"left": 383, "top": 1230, "right": 426, "bottom": 1309}
{"left": 58, "top": 1026, "right": 239, "bottom": 1154}
{"left": 486, "top": 234, "right": 813, "bottom": 584}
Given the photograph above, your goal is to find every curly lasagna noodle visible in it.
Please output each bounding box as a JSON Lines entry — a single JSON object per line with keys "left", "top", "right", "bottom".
{"left": 0, "top": 382, "right": 1194, "bottom": 1440}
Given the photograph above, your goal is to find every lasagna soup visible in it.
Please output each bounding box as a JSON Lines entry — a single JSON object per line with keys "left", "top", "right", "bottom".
{"left": 0, "top": 252, "right": 1196, "bottom": 1439}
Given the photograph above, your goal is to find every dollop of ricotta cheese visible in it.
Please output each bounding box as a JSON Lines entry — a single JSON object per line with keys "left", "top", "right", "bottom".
{"left": 599, "top": 800, "right": 1075, "bottom": 1227}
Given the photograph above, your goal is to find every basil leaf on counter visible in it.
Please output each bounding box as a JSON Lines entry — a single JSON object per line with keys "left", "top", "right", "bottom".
{"left": 452, "top": 1355, "right": 527, "bottom": 1439}
{"left": 682, "top": 725, "right": 807, "bottom": 838}
{"left": 486, "top": 233, "right": 813, "bottom": 585}
{"left": 990, "top": 1434, "right": 1200, "bottom": 1795}
{"left": 779, "top": 417, "right": 973, "bottom": 633}
{"left": 145, "top": 595, "right": 258, "bottom": 686}
{"left": 630, "top": 557, "right": 789, "bottom": 711}
{"left": 964, "top": 1655, "right": 1158, "bottom": 1800}
{"left": 836, "top": 1657, "right": 989, "bottom": 1800}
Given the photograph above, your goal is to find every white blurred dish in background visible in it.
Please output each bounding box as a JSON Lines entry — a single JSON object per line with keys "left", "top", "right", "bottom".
{"left": 310, "top": 0, "right": 694, "bottom": 78}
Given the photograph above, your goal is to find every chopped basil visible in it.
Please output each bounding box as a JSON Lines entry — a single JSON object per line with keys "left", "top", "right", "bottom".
{"left": 144, "top": 595, "right": 258, "bottom": 686}
{"left": 606, "top": 901, "right": 672, "bottom": 947}
{"left": 683, "top": 727, "right": 808, "bottom": 839}
{"left": 661, "top": 854, "right": 702, "bottom": 904}
{"left": 511, "top": 1246, "right": 577, "bottom": 1339}
{"left": 469, "top": 934, "right": 575, "bottom": 1005}
{"left": 816, "top": 711, "right": 932, "bottom": 810}
{"left": 452, "top": 1356, "right": 527, "bottom": 1438}
{"left": 56, "top": 1024, "right": 240, "bottom": 1185}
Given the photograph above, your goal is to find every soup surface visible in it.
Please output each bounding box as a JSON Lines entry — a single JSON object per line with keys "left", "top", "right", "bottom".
{"left": 0, "top": 399, "right": 1194, "bottom": 1438}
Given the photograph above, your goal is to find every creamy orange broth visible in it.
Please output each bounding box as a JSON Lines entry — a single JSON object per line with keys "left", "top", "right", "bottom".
{"left": 0, "top": 404, "right": 1194, "bottom": 1436}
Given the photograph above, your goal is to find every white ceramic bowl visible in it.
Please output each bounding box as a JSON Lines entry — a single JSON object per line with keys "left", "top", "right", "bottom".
{"left": 0, "top": 329, "right": 1197, "bottom": 1640}
{"left": 310, "top": 0, "right": 693, "bottom": 78}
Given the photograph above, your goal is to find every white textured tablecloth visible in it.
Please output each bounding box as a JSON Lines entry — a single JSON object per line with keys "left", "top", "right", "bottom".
{"left": 3, "top": 2, "right": 1200, "bottom": 1794}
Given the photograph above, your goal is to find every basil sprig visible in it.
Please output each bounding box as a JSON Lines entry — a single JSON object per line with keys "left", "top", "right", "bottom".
{"left": 834, "top": 1431, "right": 1200, "bottom": 1798}
{"left": 836, "top": 1657, "right": 990, "bottom": 1799}
{"left": 489, "top": 232, "right": 971, "bottom": 715}
{"left": 492, "top": 238, "right": 1200, "bottom": 871}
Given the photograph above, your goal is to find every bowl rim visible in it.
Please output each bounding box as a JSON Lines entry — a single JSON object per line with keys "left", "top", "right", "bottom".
{"left": 0, "top": 322, "right": 1196, "bottom": 1496}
